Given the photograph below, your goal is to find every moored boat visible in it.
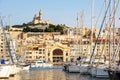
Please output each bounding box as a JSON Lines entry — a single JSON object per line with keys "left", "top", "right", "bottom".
{"left": 32, "top": 60, "right": 53, "bottom": 68}
{"left": 63, "top": 61, "right": 80, "bottom": 73}
{"left": 0, "top": 60, "right": 11, "bottom": 78}
{"left": 0, "top": 65, "right": 10, "bottom": 79}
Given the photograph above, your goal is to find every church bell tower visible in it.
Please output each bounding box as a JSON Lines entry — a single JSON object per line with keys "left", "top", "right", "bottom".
{"left": 39, "top": 9, "right": 43, "bottom": 23}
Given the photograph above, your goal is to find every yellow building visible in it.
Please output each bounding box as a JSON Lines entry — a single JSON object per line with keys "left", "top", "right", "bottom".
{"left": 25, "top": 42, "right": 70, "bottom": 65}
{"left": 0, "top": 28, "right": 22, "bottom": 62}
{"left": 0, "top": 28, "right": 9, "bottom": 61}
{"left": 1, "top": 27, "right": 118, "bottom": 65}
{"left": 45, "top": 43, "right": 70, "bottom": 65}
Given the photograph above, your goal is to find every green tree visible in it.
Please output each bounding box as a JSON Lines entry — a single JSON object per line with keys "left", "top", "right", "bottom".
{"left": 48, "top": 28, "right": 54, "bottom": 32}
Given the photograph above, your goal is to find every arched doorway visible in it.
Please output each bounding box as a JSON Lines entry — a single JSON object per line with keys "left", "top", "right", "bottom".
{"left": 53, "top": 49, "right": 63, "bottom": 64}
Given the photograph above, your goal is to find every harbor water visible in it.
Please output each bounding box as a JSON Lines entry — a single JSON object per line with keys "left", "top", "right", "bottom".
{"left": 0, "top": 66, "right": 109, "bottom": 80}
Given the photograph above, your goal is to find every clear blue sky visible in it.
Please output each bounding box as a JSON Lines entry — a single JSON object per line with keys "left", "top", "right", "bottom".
{"left": 0, "top": 0, "right": 120, "bottom": 28}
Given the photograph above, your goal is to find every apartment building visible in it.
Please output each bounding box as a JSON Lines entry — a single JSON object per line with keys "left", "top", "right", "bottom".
{"left": 1, "top": 26, "right": 119, "bottom": 65}
{"left": 0, "top": 28, "right": 11, "bottom": 61}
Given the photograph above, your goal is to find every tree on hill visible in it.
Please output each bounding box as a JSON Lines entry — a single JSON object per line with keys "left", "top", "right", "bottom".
{"left": 21, "top": 23, "right": 67, "bottom": 34}
{"left": 23, "top": 27, "right": 43, "bottom": 32}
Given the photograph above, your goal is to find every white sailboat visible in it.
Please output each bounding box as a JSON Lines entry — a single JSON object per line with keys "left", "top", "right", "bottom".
{"left": 0, "top": 17, "right": 22, "bottom": 78}
{"left": 32, "top": 60, "right": 53, "bottom": 68}
{"left": 0, "top": 64, "right": 10, "bottom": 78}
{"left": 63, "top": 13, "right": 81, "bottom": 73}
{"left": 79, "top": 59, "right": 90, "bottom": 74}
{"left": 0, "top": 18, "right": 12, "bottom": 78}
{"left": 88, "top": 0, "right": 114, "bottom": 78}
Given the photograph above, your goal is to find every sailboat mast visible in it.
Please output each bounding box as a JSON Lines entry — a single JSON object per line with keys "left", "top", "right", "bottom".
{"left": 75, "top": 13, "right": 79, "bottom": 60}
{"left": 8, "top": 16, "right": 19, "bottom": 63}
{"left": 108, "top": 0, "right": 112, "bottom": 68}
{"left": 80, "top": 11, "right": 84, "bottom": 59}
{"left": 77, "top": 13, "right": 79, "bottom": 28}
{"left": 113, "top": 0, "right": 116, "bottom": 61}
{"left": 0, "top": 17, "right": 14, "bottom": 64}
{"left": 90, "top": 0, "right": 94, "bottom": 63}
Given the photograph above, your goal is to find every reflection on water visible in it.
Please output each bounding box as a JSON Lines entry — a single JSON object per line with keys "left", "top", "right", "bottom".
{"left": 0, "top": 68, "right": 109, "bottom": 80}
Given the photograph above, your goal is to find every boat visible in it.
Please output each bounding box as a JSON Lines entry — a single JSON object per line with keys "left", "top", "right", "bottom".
{"left": 89, "top": 65, "right": 108, "bottom": 78}
{"left": 79, "top": 59, "right": 90, "bottom": 74}
{"left": 63, "top": 61, "right": 80, "bottom": 73}
{"left": 33, "top": 60, "right": 53, "bottom": 68}
{"left": 68, "top": 65, "right": 80, "bottom": 73}
{"left": 0, "top": 60, "right": 10, "bottom": 78}
{"left": 22, "top": 65, "right": 30, "bottom": 70}
{"left": 0, "top": 65, "right": 10, "bottom": 79}
{"left": 88, "top": 59, "right": 109, "bottom": 78}
{"left": 17, "top": 61, "right": 30, "bottom": 70}
{"left": 9, "top": 64, "right": 17, "bottom": 76}
{"left": 105, "top": 0, "right": 120, "bottom": 79}
{"left": 87, "top": 0, "right": 120, "bottom": 78}
{"left": 0, "top": 17, "right": 23, "bottom": 78}
{"left": 0, "top": 18, "right": 14, "bottom": 78}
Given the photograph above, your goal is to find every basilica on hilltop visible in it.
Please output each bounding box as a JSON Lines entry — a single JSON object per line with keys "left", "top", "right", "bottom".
{"left": 33, "top": 9, "right": 50, "bottom": 25}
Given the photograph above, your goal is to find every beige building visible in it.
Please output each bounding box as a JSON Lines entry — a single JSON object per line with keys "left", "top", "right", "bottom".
{"left": 45, "top": 43, "right": 70, "bottom": 64}
{"left": 0, "top": 28, "right": 9, "bottom": 61}
{"left": 1, "top": 26, "right": 119, "bottom": 65}
{"left": 0, "top": 28, "right": 22, "bottom": 63}
{"left": 20, "top": 28, "right": 120, "bottom": 64}
{"left": 25, "top": 42, "right": 70, "bottom": 65}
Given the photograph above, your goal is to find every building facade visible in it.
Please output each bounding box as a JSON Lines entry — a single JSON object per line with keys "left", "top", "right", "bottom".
{"left": 25, "top": 42, "right": 70, "bottom": 65}
{"left": 0, "top": 27, "right": 120, "bottom": 65}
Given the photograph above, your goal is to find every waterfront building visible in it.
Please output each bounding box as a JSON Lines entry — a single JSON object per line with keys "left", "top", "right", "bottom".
{"left": 0, "top": 28, "right": 22, "bottom": 62}
{"left": 23, "top": 34, "right": 70, "bottom": 65}
{"left": 18, "top": 27, "right": 119, "bottom": 64}
{"left": 0, "top": 28, "right": 10, "bottom": 61}
{"left": 1, "top": 26, "right": 120, "bottom": 65}
{"left": 45, "top": 42, "right": 70, "bottom": 65}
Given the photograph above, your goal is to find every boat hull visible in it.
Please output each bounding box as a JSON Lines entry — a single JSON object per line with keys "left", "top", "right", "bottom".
{"left": 0, "top": 65, "right": 10, "bottom": 78}
{"left": 34, "top": 61, "right": 53, "bottom": 68}
{"left": 89, "top": 67, "right": 108, "bottom": 78}
{"left": 68, "top": 65, "right": 80, "bottom": 73}
{"left": 79, "top": 64, "right": 89, "bottom": 74}
{"left": 9, "top": 65, "right": 16, "bottom": 76}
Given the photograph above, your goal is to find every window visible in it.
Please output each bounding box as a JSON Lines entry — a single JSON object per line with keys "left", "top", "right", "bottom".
{"left": 1, "top": 46, "right": 3, "bottom": 48}
{"left": 48, "top": 58, "right": 50, "bottom": 62}
{"left": 66, "top": 58, "right": 68, "bottom": 62}
{"left": 39, "top": 56, "right": 42, "bottom": 58}
{"left": 53, "top": 49, "right": 63, "bottom": 55}
{"left": 26, "top": 52, "right": 32, "bottom": 54}
{"left": 39, "top": 49, "right": 42, "bottom": 51}
{"left": 66, "top": 53, "right": 68, "bottom": 56}
{"left": 39, "top": 52, "right": 42, "bottom": 54}
{"left": 2, "top": 56, "right": 4, "bottom": 58}
{"left": 43, "top": 49, "right": 45, "bottom": 51}
{"left": 48, "top": 53, "right": 50, "bottom": 56}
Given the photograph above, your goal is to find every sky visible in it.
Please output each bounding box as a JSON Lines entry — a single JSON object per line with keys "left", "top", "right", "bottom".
{"left": 0, "top": 0, "right": 120, "bottom": 28}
